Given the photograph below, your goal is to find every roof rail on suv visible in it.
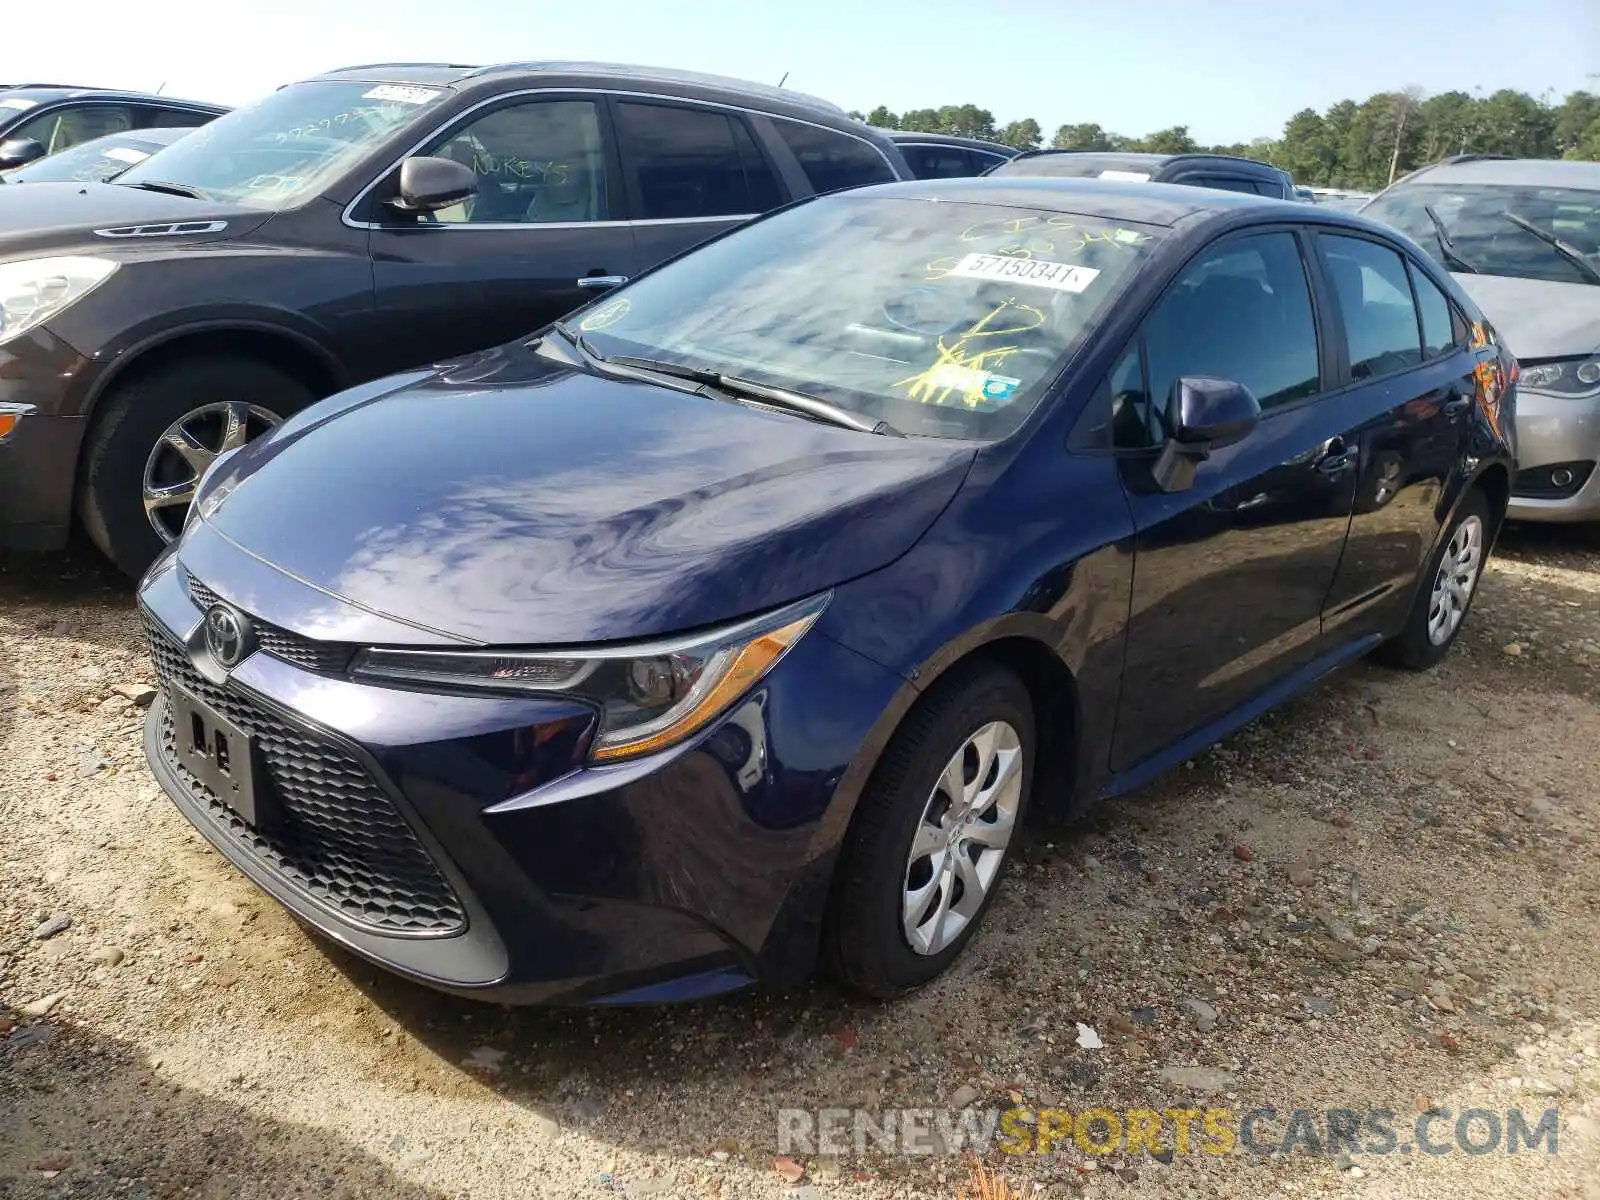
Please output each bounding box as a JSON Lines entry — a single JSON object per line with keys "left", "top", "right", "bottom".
{"left": 464, "top": 61, "right": 846, "bottom": 116}
{"left": 325, "top": 62, "right": 481, "bottom": 73}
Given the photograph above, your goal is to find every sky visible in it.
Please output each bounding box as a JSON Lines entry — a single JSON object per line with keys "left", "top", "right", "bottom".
{"left": 6, "top": 0, "right": 1598, "bottom": 145}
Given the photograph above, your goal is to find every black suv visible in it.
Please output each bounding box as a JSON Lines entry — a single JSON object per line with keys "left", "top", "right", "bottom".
{"left": 0, "top": 62, "right": 909, "bottom": 574}
{"left": 0, "top": 85, "right": 227, "bottom": 169}
{"left": 883, "top": 130, "right": 1018, "bottom": 178}
{"left": 989, "top": 150, "right": 1297, "bottom": 198}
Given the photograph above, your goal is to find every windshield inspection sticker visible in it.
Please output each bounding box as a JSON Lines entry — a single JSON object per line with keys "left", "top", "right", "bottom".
{"left": 921, "top": 362, "right": 1023, "bottom": 403}
{"left": 947, "top": 252, "right": 1100, "bottom": 293}
{"left": 1098, "top": 169, "right": 1152, "bottom": 181}
{"left": 362, "top": 85, "right": 441, "bottom": 105}
{"left": 104, "top": 147, "right": 150, "bottom": 164}
{"left": 0, "top": 98, "right": 37, "bottom": 110}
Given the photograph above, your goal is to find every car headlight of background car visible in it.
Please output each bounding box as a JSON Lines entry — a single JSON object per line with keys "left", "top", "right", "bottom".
{"left": 1519, "top": 355, "right": 1600, "bottom": 397}
{"left": 351, "top": 594, "right": 829, "bottom": 762}
{"left": 0, "top": 257, "right": 119, "bottom": 345}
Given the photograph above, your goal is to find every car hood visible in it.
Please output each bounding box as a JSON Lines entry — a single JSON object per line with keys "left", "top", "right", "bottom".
{"left": 0, "top": 181, "right": 267, "bottom": 255}
{"left": 198, "top": 341, "right": 976, "bottom": 646}
{"left": 1453, "top": 273, "right": 1600, "bottom": 359}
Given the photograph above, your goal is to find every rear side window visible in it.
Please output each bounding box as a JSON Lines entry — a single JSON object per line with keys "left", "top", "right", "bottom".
{"left": 616, "top": 102, "right": 779, "bottom": 219}
{"left": 971, "top": 151, "right": 1009, "bottom": 174}
{"left": 1175, "top": 174, "right": 1258, "bottom": 194}
{"left": 139, "top": 106, "right": 213, "bottom": 130}
{"left": 1319, "top": 235, "right": 1423, "bottom": 379}
{"left": 773, "top": 119, "right": 895, "bottom": 193}
{"left": 1409, "top": 263, "right": 1459, "bottom": 360}
{"left": 901, "top": 145, "right": 974, "bottom": 179}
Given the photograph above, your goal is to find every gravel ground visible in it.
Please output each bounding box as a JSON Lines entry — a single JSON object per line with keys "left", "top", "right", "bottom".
{"left": 2, "top": 525, "right": 1599, "bottom": 1200}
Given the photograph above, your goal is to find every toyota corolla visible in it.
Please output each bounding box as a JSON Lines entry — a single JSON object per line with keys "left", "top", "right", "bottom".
{"left": 139, "top": 178, "right": 1516, "bottom": 1004}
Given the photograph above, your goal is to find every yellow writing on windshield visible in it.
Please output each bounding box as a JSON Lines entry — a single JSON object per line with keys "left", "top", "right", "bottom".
{"left": 894, "top": 298, "right": 1043, "bottom": 409}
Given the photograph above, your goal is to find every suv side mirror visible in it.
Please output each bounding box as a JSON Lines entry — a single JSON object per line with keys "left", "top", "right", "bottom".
{"left": 1152, "top": 376, "right": 1261, "bottom": 492}
{"left": 391, "top": 156, "right": 478, "bottom": 214}
{"left": 0, "top": 139, "right": 47, "bottom": 170}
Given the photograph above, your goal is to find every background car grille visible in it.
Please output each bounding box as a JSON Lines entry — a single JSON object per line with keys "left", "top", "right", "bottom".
{"left": 146, "top": 620, "right": 466, "bottom": 936}
{"left": 186, "top": 575, "right": 356, "bottom": 674}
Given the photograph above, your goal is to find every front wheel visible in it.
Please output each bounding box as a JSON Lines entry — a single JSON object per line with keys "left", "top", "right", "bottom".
{"left": 78, "top": 356, "right": 313, "bottom": 578}
{"left": 825, "top": 661, "right": 1035, "bottom": 998}
{"left": 1376, "top": 488, "right": 1492, "bottom": 670}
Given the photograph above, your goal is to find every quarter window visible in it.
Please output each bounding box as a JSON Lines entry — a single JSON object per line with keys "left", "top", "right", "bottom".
{"left": 1409, "top": 263, "right": 1459, "bottom": 360}
{"left": 1318, "top": 235, "right": 1423, "bottom": 379}
{"left": 615, "top": 101, "right": 778, "bottom": 219}
{"left": 423, "top": 99, "right": 609, "bottom": 225}
{"left": 773, "top": 119, "right": 895, "bottom": 193}
{"left": 1119, "top": 231, "right": 1320, "bottom": 448}
{"left": 902, "top": 145, "right": 974, "bottom": 179}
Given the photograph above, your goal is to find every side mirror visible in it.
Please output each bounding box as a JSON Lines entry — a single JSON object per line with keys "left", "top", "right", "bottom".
{"left": 0, "top": 139, "right": 47, "bottom": 170}
{"left": 1152, "top": 376, "right": 1261, "bottom": 493}
{"left": 391, "top": 156, "right": 478, "bottom": 214}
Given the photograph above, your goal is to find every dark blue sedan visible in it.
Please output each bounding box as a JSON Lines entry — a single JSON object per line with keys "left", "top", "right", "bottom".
{"left": 138, "top": 178, "right": 1517, "bottom": 1004}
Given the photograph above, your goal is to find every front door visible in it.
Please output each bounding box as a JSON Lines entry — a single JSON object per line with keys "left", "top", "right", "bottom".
{"left": 367, "top": 95, "right": 638, "bottom": 369}
{"left": 1110, "top": 229, "right": 1359, "bottom": 770}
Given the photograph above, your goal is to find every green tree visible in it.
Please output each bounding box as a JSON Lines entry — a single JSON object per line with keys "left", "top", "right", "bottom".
{"left": 935, "top": 104, "right": 998, "bottom": 140}
{"left": 997, "top": 117, "right": 1042, "bottom": 150}
{"left": 1276, "top": 108, "right": 1336, "bottom": 184}
{"left": 1050, "top": 121, "right": 1116, "bottom": 151}
{"left": 1554, "top": 92, "right": 1600, "bottom": 157}
{"left": 898, "top": 107, "right": 942, "bottom": 133}
{"left": 1474, "top": 89, "right": 1555, "bottom": 157}
{"left": 1131, "top": 125, "right": 1198, "bottom": 155}
{"left": 864, "top": 105, "right": 899, "bottom": 129}
{"left": 1417, "top": 91, "right": 1479, "bottom": 161}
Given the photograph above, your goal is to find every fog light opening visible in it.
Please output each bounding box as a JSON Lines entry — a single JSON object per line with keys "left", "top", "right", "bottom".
{"left": 1551, "top": 468, "right": 1575, "bottom": 489}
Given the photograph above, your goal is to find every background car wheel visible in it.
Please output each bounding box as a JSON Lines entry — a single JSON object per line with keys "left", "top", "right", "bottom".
{"left": 825, "top": 660, "right": 1035, "bottom": 999}
{"left": 78, "top": 356, "right": 314, "bottom": 578}
{"left": 1375, "top": 487, "right": 1492, "bottom": 671}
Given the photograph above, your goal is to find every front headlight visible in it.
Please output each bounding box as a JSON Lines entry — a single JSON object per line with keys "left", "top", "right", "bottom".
{"left": 1519, "top": 356, "right": 1600, "bottom": 397}
{"left": 0, "top": 256, "right": 119, "bottom": 346}
{"left": 351, "top": 594, "right": 829, "bottom": 763}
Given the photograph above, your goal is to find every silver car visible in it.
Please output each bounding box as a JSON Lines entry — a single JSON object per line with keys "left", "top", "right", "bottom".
{"left": 1363, "top": 157, "right": 1600, "bottom": 522}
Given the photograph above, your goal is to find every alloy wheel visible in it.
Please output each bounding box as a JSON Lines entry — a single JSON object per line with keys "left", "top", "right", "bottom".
{"left": 902, "top": 720, "right": 1024, "bottom": 956}
{"left": 142, "top": 402, "right": 281, "bottom": 543}
{"left": 1427, "top": 514, "right": 1484, "bottom": 645}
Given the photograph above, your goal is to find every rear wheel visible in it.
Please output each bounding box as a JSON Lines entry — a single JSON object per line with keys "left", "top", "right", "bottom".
{"left": 825, "top": 661, "right": 1034, "bottom": 998}
{"left": 1376, "top": 488, "right": 1491, "bottom": 670}
{"left": 79, "top": 356, "right": 313, "bottom": 578}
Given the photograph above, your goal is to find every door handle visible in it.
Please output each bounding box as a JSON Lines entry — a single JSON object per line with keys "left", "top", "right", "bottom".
{"left": 1313, "top": 437, "right": 1357, "bottom": 475}
{"left": 577, "top": 275, "right": 628, "bottom": 289}
{"left": 1443, "top": 390, "right": 1473, "bottom": 415}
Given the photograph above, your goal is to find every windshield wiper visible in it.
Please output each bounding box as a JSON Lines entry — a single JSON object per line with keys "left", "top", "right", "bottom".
{"left": 121, "top": 178, "right": 211, "bottom": 200}
{"left": 552, "top": 325, "right": 902, "bottom": 436}
{"left": 1501, "top": 211, "right": 1600, "bottom": 285}
{"left": 1423, "top": 205, "right": 1480, "bottom": 274}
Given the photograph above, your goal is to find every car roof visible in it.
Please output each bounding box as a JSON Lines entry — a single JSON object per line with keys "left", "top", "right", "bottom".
{"left": 0, "top": 85, "right": 226, "bottom": 111}
{"left": 311, "top": 61, "right": 848, "bottom": 120}
{"left": 852, "top": 176, "right": 1304, "bottom": 226}
{"left": 1000, "top": 150, "right": 1283, "bottom": 178}
{"left": 880, "top": 130, "right": 1018, "bottom": 155}
{"left": 1401, "top": 157, "right": 1600, "bottom": 189}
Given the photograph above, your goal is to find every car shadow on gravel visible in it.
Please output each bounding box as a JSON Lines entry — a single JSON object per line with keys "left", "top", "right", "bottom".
{"left": 0, "top": 1020, "right": 450, "bottom": 1198}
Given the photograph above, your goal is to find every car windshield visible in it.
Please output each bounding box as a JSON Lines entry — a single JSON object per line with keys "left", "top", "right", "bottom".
{"left": 1364, "top": 181, "right": 1600, "bottom": 285}
{"left": 568, "top": 194, "right": 1163, "bottom": 440}
{"left": 3, "top": 133, "right": 167, "bottom": 184}
{"left": 115, "top": 80, "right": 450, "bottom": 209}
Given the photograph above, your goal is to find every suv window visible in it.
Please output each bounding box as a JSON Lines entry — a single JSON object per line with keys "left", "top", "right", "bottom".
{"left": 902, "top": 145, "right": 974, "bottom": 179}
{"left": 1176, "top": 174, "right": 1258, "bottom": 194}
{"left": 773, "top": 119, "right": 895, "bottom": 193}
{"left": 1118, "top": 231, "right": 1320, "bottom": 448}
{"left": 13, "top": 104, "right": 135, "bottom": 154}
{"left": 1409, "top": 263, "right": 1458, "bottom": 360}
{"left": 139, "top": 106, "right": 211, "bottom": 130}
{"left": 1318, "top": 235, "right": 1423, "bottom": 379}
{"left": 425, "top": 99, "right": 609, "bottom": 225}
{"left": 615, "top": 101, "right": 780, "bottom": 219}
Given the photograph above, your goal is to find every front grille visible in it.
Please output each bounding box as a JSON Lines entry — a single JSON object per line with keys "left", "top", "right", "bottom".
{"left": 146, "top": 620, "right": 465, "bottom": 935}
{"left": 187, "top": 575, "right": 356, "bottom": 674}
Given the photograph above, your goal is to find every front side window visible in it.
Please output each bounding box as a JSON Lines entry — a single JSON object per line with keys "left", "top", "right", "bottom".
{"left": 116, "top": 80, "right": 449, "bottom": 209}
{"left": 14, "top": 104, "right": 135, "bottom": 154}
{"left": 423, "top": 99, "right": 607, "bottom": 224}
{"left": 773, "top": 119, "right": 895, "bottom": 193}
{"left": 1122, "top": 231, "right": 1319, "bottom": 448}
{"left": 1364, "top": 181, "right": 1600, "bottom": 286}
{"left": 1409, "top": 263, "right": 1459, "bottom": 360}
{"left": 1318, "top": 235, "right": 1422, "bottom": 379}
{"left": 615, "top": 102, "right": 777, "bottom": 219}
{"left": 568, "top": 196, "right": 1164, "bottom": 440}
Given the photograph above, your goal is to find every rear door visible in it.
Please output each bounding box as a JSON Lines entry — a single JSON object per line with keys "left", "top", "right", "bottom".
{"left": 1311, "top": 232, "right": 1479, "bottom": 638}
{"left": 366, "top": 94, "right": 638, "bottom": 367}
{"left": 610, "top": 97, "right": 787, "bottom": 269}
{"left": 1109, "top": 227, "right": 1360, "bottom": 770}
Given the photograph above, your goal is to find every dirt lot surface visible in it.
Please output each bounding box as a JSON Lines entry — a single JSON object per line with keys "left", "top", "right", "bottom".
{"left": 3, "top": 526, "right": 1599, "bottom": 1200}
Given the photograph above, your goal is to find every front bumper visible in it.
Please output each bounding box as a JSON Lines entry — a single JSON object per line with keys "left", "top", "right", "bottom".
{"left": 1506, "top": 390, "right": 1600, "bottom": 523}
{"left": 138, "top": 549, "right": 905, "bottom": 1004}
{"left": 0, "top": 329, "right": 94, "bottom": 551}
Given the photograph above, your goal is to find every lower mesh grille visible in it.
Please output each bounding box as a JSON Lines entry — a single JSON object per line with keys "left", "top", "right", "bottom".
{"left": 186, "top": 575, "right": 356, "bottom": 674}
{"left": 146, "top": 620, "right": 465, "bottom": 936}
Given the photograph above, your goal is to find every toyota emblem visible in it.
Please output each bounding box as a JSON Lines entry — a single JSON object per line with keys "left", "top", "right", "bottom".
{"left": 203, "top": 603, "right": 253, "bottom": 668}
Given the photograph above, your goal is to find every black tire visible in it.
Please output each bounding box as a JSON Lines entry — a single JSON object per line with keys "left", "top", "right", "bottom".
{"left": 78, "top": 356, "right": 315, "bottom": 579}
{"left": 825, "top": 660, "right": 1035, "bottom": 999}
{"left": 1375, "top": 487, "right": 1492, "bottom": 671}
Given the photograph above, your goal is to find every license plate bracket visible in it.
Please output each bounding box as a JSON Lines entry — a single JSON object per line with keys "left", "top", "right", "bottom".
{"left": 169, "top": 689, "right": 275, "bottom": 829}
